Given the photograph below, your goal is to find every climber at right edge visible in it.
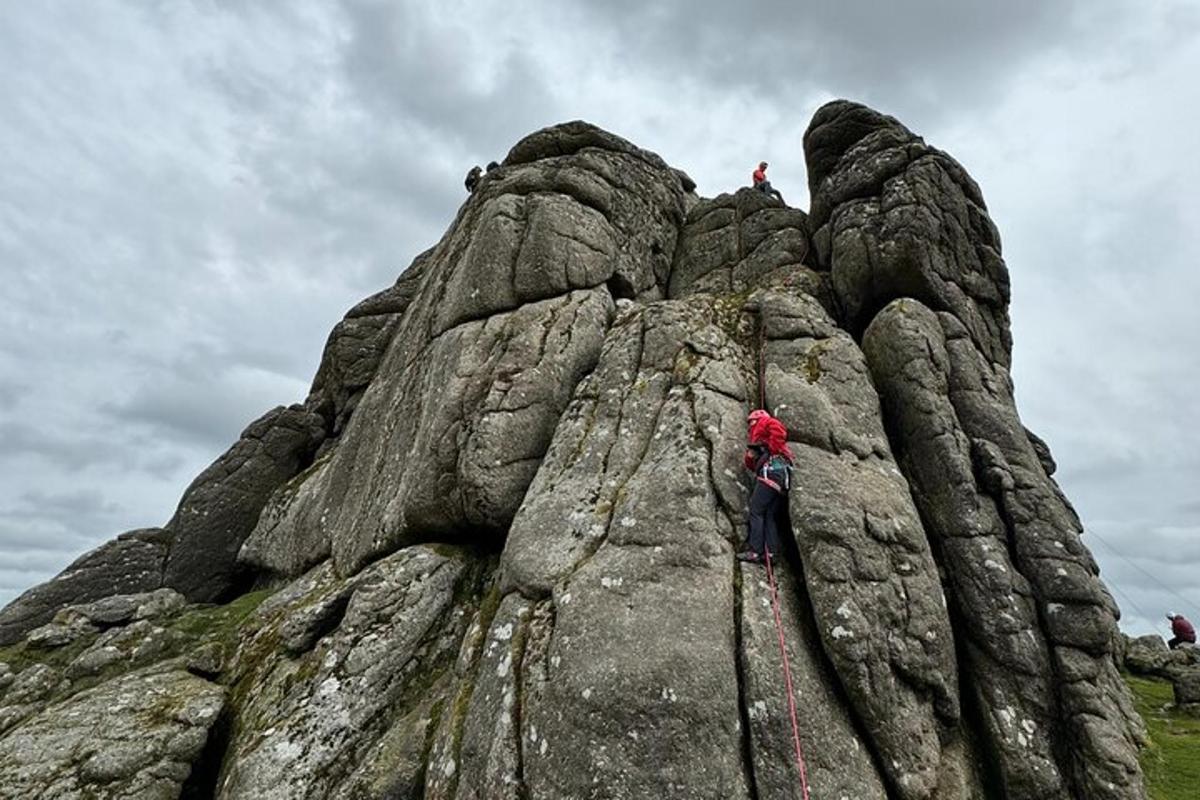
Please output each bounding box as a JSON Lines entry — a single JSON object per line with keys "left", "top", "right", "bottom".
{"left": 737, "top": 409, "right": 794, "bottom": 565}
{"left": 1167, "top": 612, "right": 1196, "bottom": 649}
{"left": 751, "top": 161, "right": 784, "bottom": 203}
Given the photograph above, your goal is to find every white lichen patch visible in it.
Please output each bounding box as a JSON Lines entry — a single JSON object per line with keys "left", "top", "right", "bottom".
{"left": 831, "top": 625, "right": 854, "bottom": 640}
{"left": 997, "top": 706, "right": 1016, "bottom": 728}
{"left": 600, "top": 576, "right": 624, "bottom": 589}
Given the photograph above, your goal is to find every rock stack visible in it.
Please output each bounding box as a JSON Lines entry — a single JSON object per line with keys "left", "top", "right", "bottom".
{"left": 0, "top": 102, "right": 1148, "bottom": 799}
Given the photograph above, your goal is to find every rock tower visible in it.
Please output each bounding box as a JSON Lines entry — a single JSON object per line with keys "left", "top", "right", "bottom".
{"left": 0, "top": 101, "right": 1147, "bottom": 799}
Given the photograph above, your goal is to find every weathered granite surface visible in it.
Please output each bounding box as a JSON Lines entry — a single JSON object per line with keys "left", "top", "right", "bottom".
{"left": 0, "top": 108, "right": 1149, "bottom": 799}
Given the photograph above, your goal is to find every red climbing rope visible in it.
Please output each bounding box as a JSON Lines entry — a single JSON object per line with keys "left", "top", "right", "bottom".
{"left": 764, "top": 550, "right": 812, "bottom": 800}
{"left": 755, "top": 309, "right": 811, "bottom": 798}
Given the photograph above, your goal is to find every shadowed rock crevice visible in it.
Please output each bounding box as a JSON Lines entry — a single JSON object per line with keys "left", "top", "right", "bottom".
{"left": 180, "top": 701, "right": 233, "bottom": 800}
{"left": 731, "top": 565, "right": 764, "bottom": 800}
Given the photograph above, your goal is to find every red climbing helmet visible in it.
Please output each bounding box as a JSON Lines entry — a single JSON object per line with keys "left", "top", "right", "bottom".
{"left": 748, "top": 409, "right": 769, "bottom": 424}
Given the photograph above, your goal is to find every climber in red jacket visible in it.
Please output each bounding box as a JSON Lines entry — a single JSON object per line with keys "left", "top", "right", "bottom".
{"left": 737, "top": 409, "right": 794, "bottom": 564}
{"left": 1167, "top": 613, "right": 1196, "bottom": 649}
{"left": 751, "top": 161, "right": 784, "bottom": 203}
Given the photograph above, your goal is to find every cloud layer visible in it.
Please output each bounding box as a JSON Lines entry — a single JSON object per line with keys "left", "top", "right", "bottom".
{"left": 2, "top": 1, "right": 1197, "bottom": 636}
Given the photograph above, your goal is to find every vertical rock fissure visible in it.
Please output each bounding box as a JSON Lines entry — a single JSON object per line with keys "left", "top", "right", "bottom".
{"left": 750, "top": 313, "right": 904, "bottom": 800}
{"left": 942, "top": 573, "right": 1015, "bottom": 800}
{"left": 731, "top": 563, "right": 763, "bottom": 800}
{"left": 511, "top": 605, "right": 533, "bottom": 800}
{"left": 180, "top": 698, "right": 234, "bottom": 800}
{"left": 975, "top": 471, "right": 1082, "bottom": 799}
{"left": 439, "top": 582, "right": 503, "bottom": 799}
{"left": 783, "top": 535, "right": 902, "bottom": 800}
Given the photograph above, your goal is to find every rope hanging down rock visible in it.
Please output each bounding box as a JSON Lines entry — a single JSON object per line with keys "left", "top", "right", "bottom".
{"left": 764, "top": 550, "right": 812, "bottom": 800}
{"left": 754, "top": 305, "right": 811, "bottom": 799}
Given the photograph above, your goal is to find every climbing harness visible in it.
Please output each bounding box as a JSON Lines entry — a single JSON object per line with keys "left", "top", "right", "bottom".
{"left": 753, "top": 307, "right": 811, "bottom": 799}
{"left": 756, "top": 453, "right": 792, "bottom": 492}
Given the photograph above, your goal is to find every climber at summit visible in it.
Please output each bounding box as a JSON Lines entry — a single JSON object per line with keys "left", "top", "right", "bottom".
{"left": 464, "top": 165, "right": 483, "bottom": 193}
{"left": 752, "top": 161, "right": 784, "bottom": 203}
{"left": 737, "top": 409, "right": 794, "bottom": 565}
{"left": 1167, "top": 612, "right": 1196, "bottom": 649}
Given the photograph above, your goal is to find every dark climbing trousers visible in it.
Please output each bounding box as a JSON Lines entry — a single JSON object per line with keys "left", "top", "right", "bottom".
{"left": 747, "top": 482, "right": 784, "bottom": 557}
{"left": 754, "top": 180, "right": 784, "bottom": 203}
{"left": 1169, "top": 636, "right": 1195, "bottom": 650}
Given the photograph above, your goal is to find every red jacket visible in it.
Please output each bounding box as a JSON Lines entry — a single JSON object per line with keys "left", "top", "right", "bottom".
{"left": 1173, "top": 616, "right": 1196, "bottom": 642}
{"left": 752, "top": 168, "right": 766, "bottom": 185}
{"left": 744, "top": 414, "right": 793, "bottom": 470}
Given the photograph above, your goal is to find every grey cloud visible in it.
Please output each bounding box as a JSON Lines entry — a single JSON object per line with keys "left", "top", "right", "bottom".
{"left": 336, "top": 0, "right": 561, "bottom": 148}
{"left": 559, "top": 0, "right": 1125, "bottom": 122}
{"left": 0, "top": 422, "right": 134, "bottom": 473}
{"left": 99, "top": 364, "right": 308, "bottom": 451}
{"left": 1, "top": 489, "right": 122, "bottom": 522}
{"left": 0, "top": 382, "right": 27, "bottom": 410}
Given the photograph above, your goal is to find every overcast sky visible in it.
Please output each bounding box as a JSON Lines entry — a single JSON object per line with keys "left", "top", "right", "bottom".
{"left": 2, "top": 1, "right": 1197, "bottom": 637}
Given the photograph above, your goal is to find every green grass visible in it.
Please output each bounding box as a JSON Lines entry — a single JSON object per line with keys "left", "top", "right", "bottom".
{"left": 167, "top": 589, "right": 273, "bottom": 642}
{"left": 1126, "top": 673, "right": 1200, "bottom": 798}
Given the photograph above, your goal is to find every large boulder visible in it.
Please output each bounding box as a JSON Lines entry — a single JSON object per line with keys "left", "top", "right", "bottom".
{"left": 669, "top": 188, "right": 823, "bottom": 308}
{"left": 162, "top": 404, "right": 325, "bottom": 602}
{"left": 1125, "top": 634, "right": 1172, "bottom": 674}
{"left": 0, "top": 528, "right": 170, "bottom": 646}
{"left": 805, "top": 100, "right": 1011, "bottom": 367}
{"left": 0, "top": 667, "right": 224, "bottom": 799}
{"left": 304, "top": 247, "right": 434, "bottom": 439}
{"left": 861, "top": 270, "right": 1141, "bottom": 797}
{"left": 216, "top": 546, "right": 489, "bottom": 799}
{"left": 238, "top": 123, "right": 691, "bottom": 581}
{"left": 485, "top": 297, "right": 756, "bottom": 799}
{"left": 1173, "top": 665, "right": 1200, "bottom": 712}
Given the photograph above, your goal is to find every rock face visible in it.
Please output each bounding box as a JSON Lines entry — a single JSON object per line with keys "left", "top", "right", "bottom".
{"left": 162, "top": 405, "right": 325, "bottom": 603}
{"left": 0, "top": 105, "right": 1149, "bottom": 798}
{"left": 0, "top": 667, "right": 225, "bottom": 799}
{"left": 0, "top": 528, "right": 170, "bottom": 646}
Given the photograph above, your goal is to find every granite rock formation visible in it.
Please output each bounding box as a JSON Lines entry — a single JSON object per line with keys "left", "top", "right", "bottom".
{"left": 0, "top": 105, "right": 1148, "bottom": 799}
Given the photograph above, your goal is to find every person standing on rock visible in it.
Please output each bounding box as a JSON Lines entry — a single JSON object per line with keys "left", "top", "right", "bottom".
{"left": 737, "top": 409, "right": 793, "bottom": 564}
{"left": 1167, "top": 613, "right": 1196, "bottom": 649}
{"left": 752, "top": 161, "right": 784, "bottom": 203}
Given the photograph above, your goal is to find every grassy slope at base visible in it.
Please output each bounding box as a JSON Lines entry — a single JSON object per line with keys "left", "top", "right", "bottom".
{"left": 1126, "top": 673, "right": 1200, "bottom": 798}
